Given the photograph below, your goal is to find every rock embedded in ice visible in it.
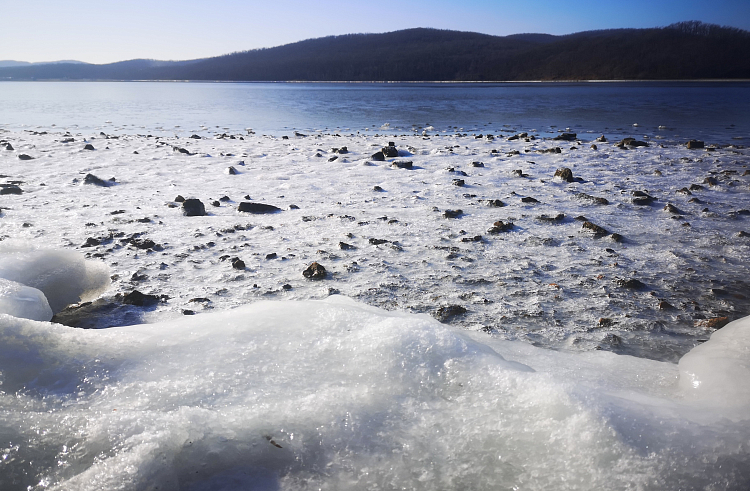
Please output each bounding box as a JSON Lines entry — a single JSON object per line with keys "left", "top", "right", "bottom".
{"left": 434, "top": 304, "right": 467, "bottom": 321}
{"left": 18, "top": 154, "right": 34, "bottom": 160}
{"left": 303, "top": 262, "right": 327, "bottom": 280}
{"left": 391, "top": 160, "right": 413, "bottom": 169}
{"left": 581, "top": 221, "right": 609, "bottom": 237}
{"left": 237, "top": 202, "right": 282, "bottom": 214}
{"left": 382, "top": 145, "right": 398, "bottom": 157}
{"left": 553, "top": 132, "right": 577, "bottom": 141}
{"left": 122, "top": 290, "right": 161, "bottom": 306}
{"left": 686, "top": 139, "right": 705, "bottom": 149}
{"left": 83, "top": 143, "right": 95, "bottom": 150}
{"left": 83, "top": 173, "right": 115, "bottom": 187}
{"left": 182, "top": 198, "right": 207, "bottom": 216}
{"left": 0, "top": 184, "right": 23, "bottom": 195}
{"left": 226, "top": 166, "right": 238, "bottom": 175}
{"left": 0, "top": 278, "right": 53, "bottom": 321}
{"left": 553, "top": 167, "right": 575, "bottom": 182}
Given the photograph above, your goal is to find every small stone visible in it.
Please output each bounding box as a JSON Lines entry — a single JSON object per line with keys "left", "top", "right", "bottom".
{"left": 694, "top": 316, "right": 730, "bottom": 329}
{"left": 231, "top": 258, "right": 246, "bottom": 270}
{"left": 553, "top": 167, "right": 574, "bottom": 182}
{"left": 84, "top": 173, "right": 114, "bottom": 187}
{"left": 487, "top": 221, "right": 513, "bottom": 233}
{"left": 391, "top": 160, "right": 413, "bottom": 169}
{"left": 686, "top": 139, "right": 705, "bottom": 149}
{"left": 521, "top": 196, "right": 539, "bottom": 204}
{"left": 82, "top": 237, "right": 101, "bottom": 247}
{"left": 617, "top": 278, "right": 646, "bottom": 289}
{"left": 303, "top": 262, "right": 327, "bottom": 280}
{"left": 434, "top": 305, "right": 467, "bottom": 322}
{"left": 174, "top": 195, "right": 185, "bottom": 202}
{"left": 373, "top": 185, "right": 384, "bottom": 192}
{"left": 122, "top": 290, "right": 161, "bottom": 306}
{"left": 18, "top": 154, "right": 34, "bottom": 160}
{"left": 183, "top": 198, "right": 206, "bottom": 216}
{"left": 83, "top": 144, "right": 95, "bottom": 151}
{"left": 339, "top": 242, "right": 356, "bottom": 250}
{"left": 553, "top": 133, "right": 577, "bottom": 141}
{"left": 443, "top": 209, "right": 463, "bottom": 219}
{"left": 582, "top": 221, "right": 608, "bottom": 236}
{"left": 238, "top": 202, "right": 282, "bottom": 214}
{"left": 452, "top": 179, "right": 465, "bottom": 186}
{"left": 0, "top": 185, "right": 23, "bottom": 195}
{"left": 226, "top": 166, "right": 238, "bottom": 175}
{"left": 371, "top": 151, "right": 385, "bottom": 161}
{"left": 484, "top": 199, "right": 505, "bottom": 207}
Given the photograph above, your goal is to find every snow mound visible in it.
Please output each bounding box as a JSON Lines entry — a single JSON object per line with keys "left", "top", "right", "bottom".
{"left": 0, "top": 241, "right": 109, "bottom": 318}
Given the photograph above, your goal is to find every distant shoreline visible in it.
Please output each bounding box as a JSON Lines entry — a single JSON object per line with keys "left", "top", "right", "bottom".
{"left": 2, "top": 79, "right": 750, "bottom": 84}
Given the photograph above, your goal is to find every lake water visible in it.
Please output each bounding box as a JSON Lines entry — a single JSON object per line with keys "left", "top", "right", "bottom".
{"left": 1, "top": 81, "right": 749, "bottom": 143}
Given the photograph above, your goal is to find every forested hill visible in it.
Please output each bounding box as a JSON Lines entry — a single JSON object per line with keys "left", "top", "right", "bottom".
{"left": 2, "top": 21, "right": 748, "bottom": 81}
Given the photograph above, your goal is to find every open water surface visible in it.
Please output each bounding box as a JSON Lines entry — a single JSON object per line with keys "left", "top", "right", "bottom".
{"left": 1, "top": 81, "right": 749, "bottom": 143}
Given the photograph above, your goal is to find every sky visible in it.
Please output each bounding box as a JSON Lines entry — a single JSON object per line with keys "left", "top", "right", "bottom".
{"left": 2, "top": 0, "right": 749, "bottom": 64}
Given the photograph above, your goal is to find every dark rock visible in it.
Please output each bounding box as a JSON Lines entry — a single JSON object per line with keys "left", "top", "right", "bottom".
{"left": 84, "top": 173, "right": 114, "bottom": 187}
{"left": 659, "top": 301, "right": 675, "bottom": 310}
{"left": 173, "top": 146, "right": 193, "bottom": 155}
{"left": 174, "top": 195, "right": 185, "bottom": 202}
{"left": 576, "top": 193, "right": 609, "bottom": 205}
{"left": 369, "top": 238, "right": 390, "bottom": 245}
{"left": 189, "top": 134, "right": 202, "bottom": 139}
{"left": 590, "top": 144, "right": 598, "bottom": 150}
{"left": 82, "top": 237, "right": 100, "bottom": 247}
{"left": 484, "top": 199, "right": 505, "bottom": 207}
{"left": 83, "top": 144, "right": 95, "bottom": 151}
{"left": 738, "top": 231, "right": 750, "bottom": 238}
{"left": 617, "top": 138, "right": 648, "bottom": 148}
{"left": 488, "top": 221, "right": 514, "bottom": 233}
{"left": 581, "top": 221, "right": 608, "bottom": 236}
{"left": 211, "top": 201, "right": 220, "bottom": 207}
{"left": 123, "top": 290, "right": 161, "bottom": 307}
{"left": 686, "top": 139, "right": 705, "bottom": 149}
{"left": 553, "top": 133, "right": 577, "bottom": 141}
{"left": 631, "top": 191, "right": 656, "bottom": 205}
{"left": 511, "top": 169, "right": 524, "bottom": 177}
{"left": 598, "top": 318, "right": 614, "bottom": 327}
{"left": 689, "top": 184, "right": 705, "bottom": 191}
{"left": 289, "top": 204, "right": 300, "bottom": 210}
{"left": 676, "top": 187, "right": 692, "bottom": 195}
{"left": 339, "top": 242, "right": 356, "bottom": 250}
{"left": 231, "top": 258, "right": 246, "bottom": 270}
{"left": 443, "top": 209, "right": 463, "bottom": 219}
{"left": 461, "top": 235, "right": 483, "bottom": 243}
{"left": 452, "top": 179, "right": 465, "bottom": 186}
{"left": 0, "top": 185, "right": 23, "bottom": 195}
{"left": 183, "top": 198, "right": 206, "bottom": 216}
{"left": 265, "top": 253, "right": 277, "bottom": 260}
{"left": 664, "top": 203, "right": 683, "bottom": 214}
{"left": 226, "top": 166, "right": 238, "bottom": 175}
{"left": 391, "top": 160, "right": 413, "bottom": 169}
{"left": 371, "top": 151, "right": 385, "bottom": 161}
{"left": 303, "top": 262, "right": 327, "bottom": 280}
{"left": 695, "top": 317, "right": 731, "bottom": 329}
{"left": 617, "top": 278, "right": 646, "bottom": 289}
{"left": 382, "top": 145, "right": 399, "bottom": 158}
{"left": 18, "top": 154, "right": 34, "bottom": 160}
{"left": 703, "top": 177, "right": 719, "bottom": 186}
{"left": 434, "top": 305, "right": 467, "bottom": 322}
{"left": 238, "top": 202, "right": 282, "bottom": 214}
{"left": 610, "top": 233, "right": 624, "bottom": 243}
{"left": 328, "top": 156, "right": 338, "bottom": 162}
{"left": 596, "top": 135, "right": 608, "bottom": 142}
{"left": 471, "top": 161, "right": 484, "bottom": 167}
{"left": 4, "top": 143, "right": 13, "bottom": 150}
{"left": 521, "top": 197, "right": 539, "bottom": 204}
{"left": 219, "top": 195, "right": 231, "bottom": 202}
{"left": 537, "top": 213, "right": 565, "bottom": 223}
{"left": 373, "top": 185, "right": 384, "bottom": 192}
{"left": 553, "top": 167, "right": 574, "bottom": 182}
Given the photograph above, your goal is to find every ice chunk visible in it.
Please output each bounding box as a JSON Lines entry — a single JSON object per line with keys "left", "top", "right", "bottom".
{"left": 0, "top": 297, "right": 748, "bottom": 490}
{"left": 679, "top": 315, "right": 750, "bottom": 411}
{"left": 0, "top": 278, "right": 53, "bottom": 321}
{"left": 0, "top": 241, "right": 109, "bottom": 313}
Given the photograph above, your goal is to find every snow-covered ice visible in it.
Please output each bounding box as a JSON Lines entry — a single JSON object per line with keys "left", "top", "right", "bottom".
{"left": 1, "top": 124, "right": 749, "bottom": 489}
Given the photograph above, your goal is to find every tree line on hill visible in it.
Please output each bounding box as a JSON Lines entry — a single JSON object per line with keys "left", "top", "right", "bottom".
{"left": 1, "top": 21, "right": 748, "bottom": 82}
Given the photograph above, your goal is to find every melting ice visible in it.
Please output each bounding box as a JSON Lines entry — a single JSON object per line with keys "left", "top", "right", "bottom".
{"left": 0, "top": 247, "right": 749, "bottom": 490}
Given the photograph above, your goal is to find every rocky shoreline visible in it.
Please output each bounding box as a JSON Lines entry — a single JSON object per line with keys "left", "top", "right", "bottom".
{"left": 2, "top": 126, "right": 749, "bottom": 361}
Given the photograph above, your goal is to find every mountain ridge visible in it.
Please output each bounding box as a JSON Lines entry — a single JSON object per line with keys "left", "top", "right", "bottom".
{"left": 1, "top": 22, "right": 748, "bottom": 81}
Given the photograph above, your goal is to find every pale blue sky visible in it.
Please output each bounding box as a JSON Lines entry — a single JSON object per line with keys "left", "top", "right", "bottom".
{"left": 2, "top": 0, "right": 749, "bottom": 64}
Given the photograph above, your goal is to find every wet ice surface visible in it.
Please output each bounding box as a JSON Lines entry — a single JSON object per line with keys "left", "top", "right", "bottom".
{"left": 1, "top": 126, "right": 749, "bottom": 361}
